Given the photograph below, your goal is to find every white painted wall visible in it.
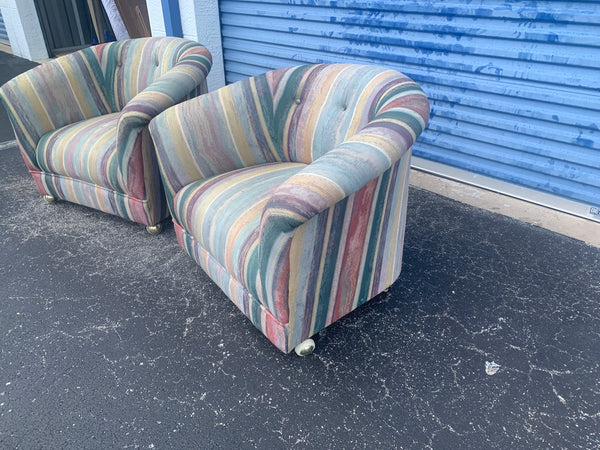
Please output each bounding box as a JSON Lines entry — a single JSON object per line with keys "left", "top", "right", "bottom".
{"left": 146, "top": 0, "right": 225, "bottom": 91}
{"left": 101, "top": 0, "right": 129, "bottom": 40}
{"left": 146, "top": 0, "right": 166, "bottom": 37}
{"left": 0, "top": 0, "right": 48, "bottom": 60}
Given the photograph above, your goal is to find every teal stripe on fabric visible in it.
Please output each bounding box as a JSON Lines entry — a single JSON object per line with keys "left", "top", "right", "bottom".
{"left": 244, "top": 240, "right": 261, "bottom": 304}
{"left": 183, "top": 232, "right": 195, "bottom": 260}
{"left": 36, "top": 113, "right": 123, "bottom": 192}
{"left": 78, "top": 47, "right": 114, "bottom": 114}
{"left": 115, "top": 186, "right": 128, "bottom": 217}
{"left": 174, "top": 181, "right": 197, "bottom": 228}
{"left": 357, "top": 165, "right": 392, "bottom": 305}
{"left": 1, "top": 37, "right": 210, "bottom": 227}
{"left": 303, "top": 213, "right": 327, "bottom": 338}
{"left": 250, "top": 298, "right": 263, "bottom": 328}
{"left": 294, "top": 211, "right": 328, "bottom": 342}
{"left": 242, "top": 77, "right": 279, "bottom": 162}
{"left": 0, "top": 48, "right": 116, "bottom": 170}
{"left": 251, "top": 75, "right": 280, "bottom": 160}
{"left": 0, "top": 92, "right": 38, "bottom": 167}
{"left": 377, "top": 82, "right": 422, "bottom": 108}
{"left": 101, "top": 41, "right": 121, "bottom": 112}
{"left": 376, "top": 110, "right": 425, "bottom": 137}
{"left": 272, "top": 65, "right": 311, "bottom": 154}
{"left": 311, "top": 197, "right": 348, "bottom": 333}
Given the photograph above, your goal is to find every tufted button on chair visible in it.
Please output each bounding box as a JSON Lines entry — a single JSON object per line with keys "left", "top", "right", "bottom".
{"left": 0, "top": 37, "right": 212, "bottom": 234}
{"left": 150, "top": 64, "right": 430, "bottom": 353}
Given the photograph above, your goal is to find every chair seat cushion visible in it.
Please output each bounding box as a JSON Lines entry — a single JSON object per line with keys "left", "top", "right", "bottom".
{"left": 173, "top": 162, "right": 306, "bottom": 302}
{"left": 36, "top": 113, "right": 127, "bottom": 193}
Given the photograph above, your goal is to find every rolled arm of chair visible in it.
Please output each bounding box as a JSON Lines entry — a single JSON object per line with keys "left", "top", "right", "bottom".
{"left": 117, "top": 46, "right": 212, "bottom": 167}
{"left": 0, "top": 47, "right": 114, "bottom": 170}
{"left": 118, "top": 48, "right": 212, "bottom": 129}
{"left": 261, "top": 77, "right": 430, "bottom": 240}
{"left": 260, "top": 112, "right": 428, "bottom": 240}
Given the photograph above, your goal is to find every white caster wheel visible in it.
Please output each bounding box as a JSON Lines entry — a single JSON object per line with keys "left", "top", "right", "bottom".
{"left": 294, "top": 338, "right": 315, "bottom": 356}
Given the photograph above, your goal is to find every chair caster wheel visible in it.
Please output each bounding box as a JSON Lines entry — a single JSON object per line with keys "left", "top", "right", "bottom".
{"left": 146, "top": 224, "right": 162, "bottom": 235}
{"left": 294, "top": 338, "right": 315, "bottom": 356}
{"left": 43, "top": 194, "right": 56, "bottom": 203}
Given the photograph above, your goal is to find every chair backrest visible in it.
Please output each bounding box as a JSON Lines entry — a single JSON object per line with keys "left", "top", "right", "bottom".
{"left": 264, "top": 64, "right": 420, "bottom": 164}
{"left": 94, "top": 37, "right": 210, "bottom": 111}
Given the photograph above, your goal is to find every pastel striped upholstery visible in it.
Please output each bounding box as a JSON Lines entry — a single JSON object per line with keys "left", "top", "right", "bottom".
{"left": 174, "top": 163, "right": 307, "bottom": 311}
{"left": 150, "top": 64, "right": 430, "bottom": 352}
{"left": 37, "top": 114, "right": 124, "bottom": 193}
{"left": 0, "top": 37, "right": 212, "bottom": 227}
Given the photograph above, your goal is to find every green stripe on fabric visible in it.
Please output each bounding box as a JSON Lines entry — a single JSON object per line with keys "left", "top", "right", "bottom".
{"left": 102, "top": 41, "right": 122, "bottom": 112}
{"left": 115, "top": 187, "right": 128, "bottom": 217}
{"left": 251, "top": 74, "right": 282, "bottom": 161}
{"left": 244, "top": 247, "right": 261, "bottom": 305}
{"left": 174, "top": 180, "right": 200, "bottom": 228}
{"left": 272, "top": 65, "right": 312, "bottom": 148}
{"left": 312, "top": 197, "right": 348, "bottom": 333}
{"left": 251, "top": 299, "right": 263, "bottom": 331}
{"left": 79, "top": 46, "right": 114, "bottom": 113}
{"left": 377, "top": 82, "right": 422, "bottom": 110}
{"left": 357, "top": 168, "right": 391, "bottom": 306}
{"left": 376, "top": 110, "right": 424, "bottom": 136}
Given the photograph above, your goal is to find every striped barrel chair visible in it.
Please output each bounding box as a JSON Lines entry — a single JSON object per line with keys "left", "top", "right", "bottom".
{"left": 150, "top": 64, "right": 430, "bottom": 354}
{"left": 0, "top": 37, "right": 212, "bottom": 233}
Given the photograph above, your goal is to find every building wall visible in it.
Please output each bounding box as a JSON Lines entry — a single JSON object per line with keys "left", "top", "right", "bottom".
{"left": 147, "top": 0, "right": 225, "bottom": 91}
{"left": 0, "top": 0, "right": 48, "bottom": 60}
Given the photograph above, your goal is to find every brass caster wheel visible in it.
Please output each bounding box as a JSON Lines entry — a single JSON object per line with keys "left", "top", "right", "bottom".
{"left": 43, "top": 194, "right": 56, "bottom": 203}
{"left": 146, "top": 223, "right": 163, "bottom": 235}
{"left": 294, "top": 338, "right": 315, "bottom": 356}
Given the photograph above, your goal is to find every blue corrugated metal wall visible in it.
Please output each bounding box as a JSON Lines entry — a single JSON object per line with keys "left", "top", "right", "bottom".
{"left": 0, "top": 9, "right": 9, "bottom": 42}
{"left": 219, "top": 0, "right": 600, "bottom": 216}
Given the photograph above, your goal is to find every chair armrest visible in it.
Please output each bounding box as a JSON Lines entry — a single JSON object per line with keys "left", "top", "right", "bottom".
{"left": 0, "top": 48, "right": 113, "bottom": 170}
{"left": 261, "top": 77, "right": 430, "bottom": 239}
{"left": 260, "top": 115, "right": 427, "bottom": 239}
{"left": 257, "top": 102, "right": 429, "bottom": 316}
{"left": 117, "top": 47, "right": 212, "bottom": 169}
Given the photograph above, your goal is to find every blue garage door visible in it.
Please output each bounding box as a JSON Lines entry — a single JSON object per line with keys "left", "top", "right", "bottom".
{"left": 0, "top": 9, "right": 9, "bottom": 42}
{"left": 219, "top": 0, "right": 600, "bottom": 221}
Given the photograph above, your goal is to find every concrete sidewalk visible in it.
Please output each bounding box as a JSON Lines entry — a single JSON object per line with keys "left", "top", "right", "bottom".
{"left": 1, "top": 50, "right": 599, "bottom": 449}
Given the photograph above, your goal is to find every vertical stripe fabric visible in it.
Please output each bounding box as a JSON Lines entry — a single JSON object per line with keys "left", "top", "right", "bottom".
{"left": 36, "top": 113, "right": 124, "bottom": 193}
{"left": 151, "top": 64, "right": 427, "bottom": 213}
{"left": 268, "top": 64, "right": 417, "bottom": 164}
{"left": 0, "top": 37, "right": 212, "bottom": 226}
{"left": 150, "top": 63, "right": 430, "bottom": 352}
{"left": 287, "top": 152, "right": 411, "bottom": 347}
{"left": 94, "top": 37, "right": 211, "bottom": 111}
